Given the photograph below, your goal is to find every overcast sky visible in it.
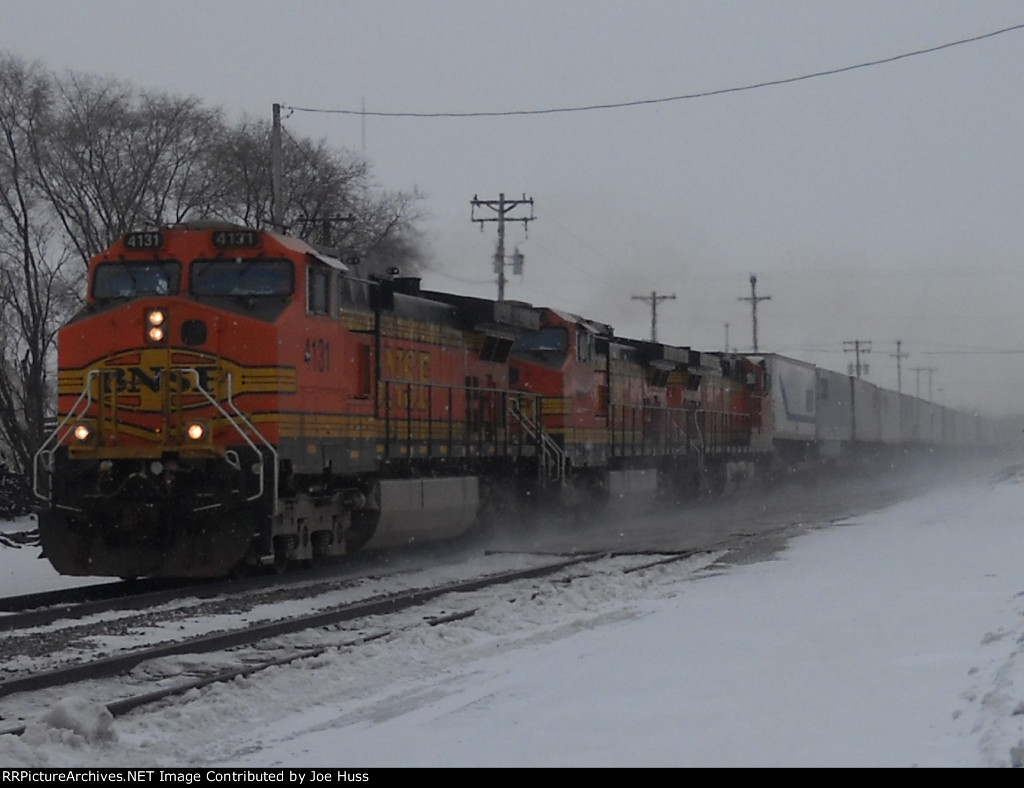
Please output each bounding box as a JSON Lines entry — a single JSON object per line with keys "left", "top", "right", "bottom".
{"left": 4, "top": 0, "right": 1024, "bottom": 415}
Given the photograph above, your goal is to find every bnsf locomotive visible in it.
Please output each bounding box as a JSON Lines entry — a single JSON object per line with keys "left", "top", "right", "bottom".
{"left": 31, "top": 223, "right": 990, "bottom": 579}
{"left": 33, "top": 223, "right": 765, "bottom": 577}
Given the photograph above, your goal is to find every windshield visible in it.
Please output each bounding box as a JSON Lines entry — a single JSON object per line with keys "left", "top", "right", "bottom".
{"left": 92, "top": 261, "right": 181, "bottom": 299}
{"left": 190, "top": 259, "right": 294, "bottom": 297}
{"left": 510, "top": 326, "right": 569, "bottom": 364}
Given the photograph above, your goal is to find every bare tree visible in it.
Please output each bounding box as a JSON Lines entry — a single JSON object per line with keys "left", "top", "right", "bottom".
{"left": 36, "top": 72, "right": 223, "bottom": 269}
{"left": 205, "top": 118, "right": 273, "bottom": 228}
{"left": 210, "top": 119, "right": 426, "bottom": 275}
{"left": 0, "top": 55, "right": 77, "bottom": 471}
{"left": 134, "top": 91, "right": 227, "bottom": 225}
{"left": 337, "top": 187, "right": 428, "bottom": 276}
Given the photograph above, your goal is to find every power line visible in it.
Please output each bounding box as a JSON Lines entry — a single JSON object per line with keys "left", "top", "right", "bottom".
{"left": 283, "top": 23, "right": 1024, "bottom": 119}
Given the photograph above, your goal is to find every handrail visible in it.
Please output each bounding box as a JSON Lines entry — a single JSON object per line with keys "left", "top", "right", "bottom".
{"left": 182, "top": 369, "right": 278, "bottom": 511}
{"left": 31, "top": 367, "right": 278, "bottom": 514}
{"left": 509, "top": 396, "right": 566, "bottom": 484}
{"left": 380, "top": 379, "right": 511, "bottom": 460}
{"left": 690, "top": 408, "right": 706, "bottom": 461}
{"left": 33, "top": 370, "right": 101, "bottom": 502}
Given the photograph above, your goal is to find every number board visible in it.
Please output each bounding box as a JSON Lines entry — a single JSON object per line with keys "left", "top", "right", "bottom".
{"left": 123, "top": 231, "right": 164, "bottom": 250}
{"left": 212, "top": 229, "right": 260, "bottom": 249}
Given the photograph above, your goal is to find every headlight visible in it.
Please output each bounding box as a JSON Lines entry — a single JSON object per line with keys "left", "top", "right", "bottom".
{"left": 186, "top": 422, "right": 206, "bottom": 441}
{"left": 145, "top": 308, "right": 168, "bottom": 344}
{"left": 72, "top": 423, "right": 92, "bottom": 443}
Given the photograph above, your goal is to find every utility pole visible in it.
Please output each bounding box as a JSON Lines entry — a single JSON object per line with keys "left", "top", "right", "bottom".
{"left": 911, "top": 366, "right": 936, "bottom": 400}
{"left": 471, "top": 193, "right": 535, "bottom": 301}
{"left": 738, "top": 274, "right": 771, "bottom": 352}
{"left": 890, "top": 340, "right": 908, "bottom": 394}
{"left": 271, "top": 103, "right": 284, "bottom": 233}
{"left": 631, "top": 292, "right": 676, "bottom": 342}
{"left": 294, "top": 214, "right": 352, "bottom": 247}
{"left": 843, "top": 340, "right": 872, "bottom": 378}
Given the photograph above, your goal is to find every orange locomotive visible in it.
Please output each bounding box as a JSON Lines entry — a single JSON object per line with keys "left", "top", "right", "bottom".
{"left": 33, "top": 223, "right": 769, "bottom": 578}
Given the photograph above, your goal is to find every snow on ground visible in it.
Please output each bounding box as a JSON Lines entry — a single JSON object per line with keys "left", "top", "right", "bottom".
{"left": 0, "top": 514, "right": 108, "bottom": 594}
{"left": 4, "top": 456, "right": 1024, "bottom": 767}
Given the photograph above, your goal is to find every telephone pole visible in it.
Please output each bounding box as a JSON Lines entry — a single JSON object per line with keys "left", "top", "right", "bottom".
{"left": 271, "top": 103, "right": 284, "bottom": 232}
{"left": 471, "top": 193, "right": 535, "bottom": 301}
{"left": 890, "top": 340, "right": 908, "bottom": 394}
{"left": 738, "top": 274, "right": 771, "bottom": 352}
{"left": 631, "top": 291, "right": 676, "bottom": 342}
{"left": 843, "top": 340, "right": 872, "bottom": 378}
{"left": 294, "top": 214, "right": 352, "bottom": 247}
{"left": 911, "top": 366, "right": 936, "bottom": 400}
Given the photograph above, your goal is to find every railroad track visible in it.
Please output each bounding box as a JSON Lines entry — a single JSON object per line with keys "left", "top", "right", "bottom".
{"left": 0, "top": 561, "right": 411, "bottom": 693}
{"left": 0, "top": 548, "right": 714, "bottom": 738}
{"left": 0, "top": 534, "right": 474, "bottom": 633}
{"left": 1, "top": 455, "right": 1009, "bottom": 750}
{"left": 0, "top": 578, "right": 228, "bottom": 632}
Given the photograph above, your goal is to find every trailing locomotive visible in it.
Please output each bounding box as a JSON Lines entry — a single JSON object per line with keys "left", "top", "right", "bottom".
{"left": 32, "top": 223, "right": 992, "bottom": 579}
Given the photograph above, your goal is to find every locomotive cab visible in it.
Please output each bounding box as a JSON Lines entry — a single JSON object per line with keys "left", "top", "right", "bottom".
{"left": 34, "top": 226, "right": 308, "bottom": 576}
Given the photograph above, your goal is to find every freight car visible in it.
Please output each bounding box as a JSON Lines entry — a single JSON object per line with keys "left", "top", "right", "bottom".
{"left": 31, "top": 223, "right": 992, "bottom": 579}
{"left": 756, "top": 352, "right": 995, "bottom": 464}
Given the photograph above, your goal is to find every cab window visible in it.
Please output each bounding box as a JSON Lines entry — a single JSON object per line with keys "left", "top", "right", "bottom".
{"left": 308, "top": 266, "right": 331, "bottom": 315}
{"left": 339, "top": 277, "right": 372, "bottom": 311}
{"left": 511, "top": 326, "right": 569, "bottom": 365}
{"left": 576, "top": 327, "right": 593, "bottom": 363}
{"left": 190, "top": 259, "right": 293, "bottom": 297}
{"left": 93, "top": 261, "right": 181, "bottom": 299}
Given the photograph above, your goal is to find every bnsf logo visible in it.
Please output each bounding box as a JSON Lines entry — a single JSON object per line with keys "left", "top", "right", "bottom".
{"left": 96, "top": 364, "right": 220, "bottom": 413}
{"left": 109, "top": 364, "right": 217, "bottom": 397}
{"left": 381, "top": 347, "right": 431, "bottom": 410}
{"left": 59, "top": 349, "right": 298, "bottom": 411}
